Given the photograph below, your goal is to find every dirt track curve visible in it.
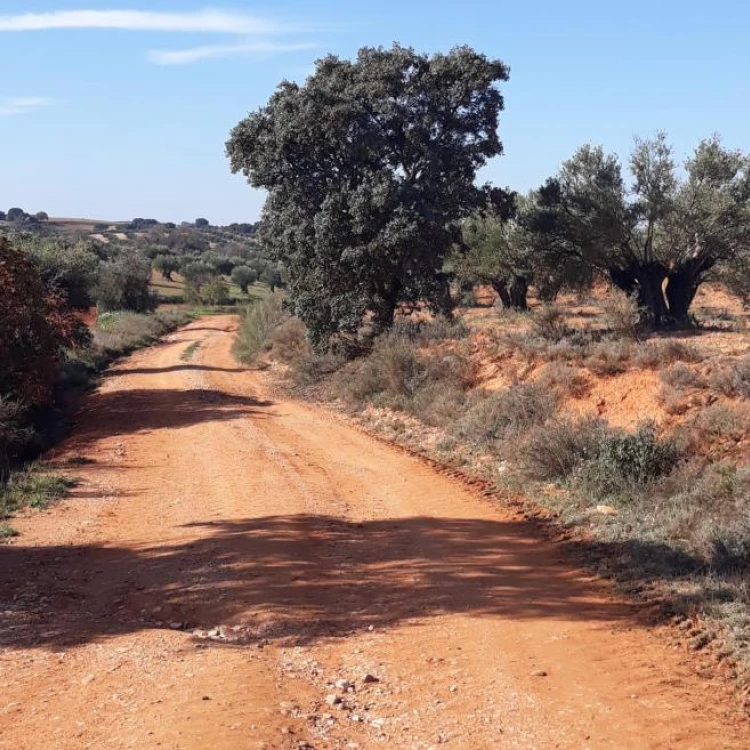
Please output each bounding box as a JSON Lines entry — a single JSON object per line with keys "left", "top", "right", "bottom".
{"left": 1, "top": 315, "right": 748, "bottom": 749}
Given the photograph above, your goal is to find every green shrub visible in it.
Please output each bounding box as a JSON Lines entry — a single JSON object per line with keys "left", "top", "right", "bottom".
{"left": 1, "top": 468, "right": 75, "bottom": 519}
{"left": 574, "top": 423, "right": 681, "bottom": 501}
{"left": 94, "top": 253, "right": 155, "bottom": 313}
{"left": 199, "top": 278, "right": 230, "bottom": 306}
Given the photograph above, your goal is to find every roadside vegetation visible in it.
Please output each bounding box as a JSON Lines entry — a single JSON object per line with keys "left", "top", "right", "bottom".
{"left": 1, "top": 207, "right": 283, "bottom": 532}
{"left": 226, "top": 42, "right": 750, "bottom": 691}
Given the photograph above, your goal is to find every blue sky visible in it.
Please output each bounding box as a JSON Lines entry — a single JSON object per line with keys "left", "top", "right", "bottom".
{"left": 1, "top": 1, "right": 748, "bottom": 224}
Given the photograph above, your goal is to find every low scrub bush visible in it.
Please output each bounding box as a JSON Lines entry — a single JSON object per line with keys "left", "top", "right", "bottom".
{"left": 659, "top": 384, "right": 691, "bottom": 416}
{"left": 573, "top": 423, "right": 681, "bottom": 502}
{"left": 515, "top": 417, "right": 606, "bottom": 481}
{"left": 583, "top": 340, "right": 631, "bottom": 375}
{"left": 452, "top": 382, "right": 556, "bottom": 449}
{"left": 537, "top": 362, "right": 589, "bottom": 398}
{"left": 708, "top": 356, "right": 750, "bottom": 398}
{"left": 232, "top": 294, "right": 287, "bottom": 363}
{"left": 92, "top": 310, "right": 189, "bottom": 356}
{"left": 691, "top": 402, "right": 749, "bottom": 441}
{"left": 333, "top": 332, "right": 475, "bottom": 425}
{"left": 604, "top": 290, "right": 643, "bottom": 340}
{"left": 391, "top": 316, "right": 470, "bottom": 343}
{"left": 531, "top": 305, "right": 570, "bottom": 342}
{"left": 632, "top": 339, "right": 703, "bottom": 369}
{"left": 661, "top": 363, "right": 705, "bottom": 389}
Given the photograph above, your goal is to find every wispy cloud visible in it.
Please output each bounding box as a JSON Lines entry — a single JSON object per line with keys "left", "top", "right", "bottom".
{"left": 0, "top": 10, "right": 281, "bottom": 34}
{"left": 0, "top": 8, "right": 322, "bottom": 65}
{"left": 0, "top": 97, "right": 54, "bottom": 117}
{"left": 149, "top": 40, "right": 318, "bottom": 66}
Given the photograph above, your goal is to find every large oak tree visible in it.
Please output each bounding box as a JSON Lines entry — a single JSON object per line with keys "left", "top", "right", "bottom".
{"left": 227, "top": 44, "right": 509, "bottom": 347}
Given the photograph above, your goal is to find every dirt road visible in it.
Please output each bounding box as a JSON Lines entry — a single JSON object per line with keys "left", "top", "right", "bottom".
{"left": 1, "top": 316, "right": 747, "bottom": 749}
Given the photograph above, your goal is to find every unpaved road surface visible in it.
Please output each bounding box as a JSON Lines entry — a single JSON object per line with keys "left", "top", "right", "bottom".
{"left": 1, "top": 316, "right": 748, "bottom": 749}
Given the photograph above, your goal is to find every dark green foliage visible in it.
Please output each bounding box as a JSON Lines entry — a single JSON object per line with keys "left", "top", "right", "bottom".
{"left": 454, "top": 210, "right": 534, "bottom": 310}
{"left": 94, "top": 253, "right": 155, "bottom": 312}
{"left": 20, "top": 236, "right": 100, "bottom": 309}
{"left": 199, "top": 278, "right": 230, "bottom": 306}
{"left": 526, "top": 135, "right": 750, "bottom": 327}
{"left": 195, "top": 217, "right": 209, "bottom": 227}
{"left": 7, "top": 207, "right": 25, "bottom": 222}
{"left": 227, "top": 43, "right": 510, "bottom": 348}
{"left": 152, "top": 253, "right": 180, "bottom": 281}
{"left": 231, "top": 265, "right": 257, "bottom": 293}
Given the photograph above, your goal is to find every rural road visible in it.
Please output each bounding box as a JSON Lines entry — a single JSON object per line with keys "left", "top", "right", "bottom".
{"left": 0, "top": 315, "right": 747, "bottom": 749}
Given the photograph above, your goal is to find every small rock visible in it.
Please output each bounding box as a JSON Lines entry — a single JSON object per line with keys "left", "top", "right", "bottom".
{"left": 202, "top": 695, "right": 210, "bottom": 701}
{"left": 335, "top": 679, "right": 352, "bottom": 691}
{"left": 595, "top": 505, "right": 618, "bottom": 516}
{"left": 449, "top": 684, "right": 458, "bottom": 693}
{"left": 169, "top": 622, "right": 183, "bottom": 630}
{"left": 363, "top": 674, "right": 380, "bottom": 684}
{"left": 350, "top": 714, "right": 363, "bottom": 723}
{"left": 81, "top": 674, "right": 95, "bottom": 686}
{"left": 280, "top": 726, "right": 293, "bottom": 735}
{"left": 531, "top": 669, "right": 548, "bottom": 677}
{"left": 325, "top": 694, "right": 342, "bottom": 707}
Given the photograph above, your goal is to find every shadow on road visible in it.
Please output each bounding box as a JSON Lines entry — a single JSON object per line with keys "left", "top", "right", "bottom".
{"left": 0, "top": 512, "right": 686, "bottom": 650}
{"left": 62, "top": 388, "right": 273, "bottom": 454}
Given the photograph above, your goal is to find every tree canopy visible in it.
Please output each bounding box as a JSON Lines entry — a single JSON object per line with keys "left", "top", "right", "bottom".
{"left": 526, "top": 134, "right": 750, "bottom": 326}
{"left": 227, "top": 43, "right": 510, "bottom": 347}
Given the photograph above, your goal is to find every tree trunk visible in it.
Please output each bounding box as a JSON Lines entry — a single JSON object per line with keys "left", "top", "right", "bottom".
{"left": 491, "top": 275, "right": 529, "bottom": 310}
{"left": 508, "top": 275, "right": 529, "bottom": 310}
{"left": 664, "top": 259, "right": 711, "bottom": 326}
{"left": 635, "top": 265, "right": 669, "bottom": 328}
{"left": 373, "top": 278, "right": 402, "bottom": 332}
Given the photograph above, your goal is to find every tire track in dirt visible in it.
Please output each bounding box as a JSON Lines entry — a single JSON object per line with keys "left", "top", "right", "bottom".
{"left": 0, "top": 315, "right": 747, "bottom": 749}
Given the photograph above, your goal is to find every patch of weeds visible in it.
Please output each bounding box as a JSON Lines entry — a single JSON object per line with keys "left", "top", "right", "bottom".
{"left": 691, "top": 402, "right": 749, "bottom": 441}
{"left": 583, "top": 340, "right": 631, "bottom": 375}
{"left": 632, "top": 339, "right": 703, "bottom": 369}
{"left": 537, "top": 362, "right": 589, "bottom": 398}
{"left": 451, "top": 382, "right": 556, "bottom": 451}
{"left": 180, "top": 341, "right": 201, "bottom": 362}
{"left": 1, "top": 469, "right": 76, "bottom": 517}
{"left": 708, "top": 356, "right": 750, "bottom": 398}
{"left": 0, "top": 523, "right": 18, "bottom": 541}
{"left": 514, "top": 417, "right": 607, "bottom": 481}
{"left": 661, "top": 363, "right": 705, "bottom": 389}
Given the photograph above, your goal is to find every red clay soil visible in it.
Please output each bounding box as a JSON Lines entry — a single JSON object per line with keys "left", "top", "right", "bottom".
{"left": 1, "top": 316, "right": 748, "bottom": 749}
